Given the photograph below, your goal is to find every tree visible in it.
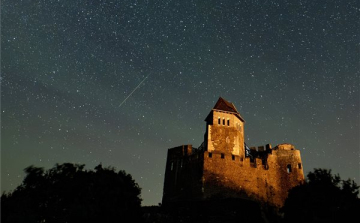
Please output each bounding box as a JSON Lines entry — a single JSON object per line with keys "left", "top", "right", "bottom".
{"left": 1, "top": 163, "right": 143, "bottom": 223}
{"left": 282, "top": 168, "right": 360, "bottom": 223}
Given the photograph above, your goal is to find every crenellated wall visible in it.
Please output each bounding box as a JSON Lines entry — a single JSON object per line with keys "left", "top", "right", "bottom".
{"left": 162, "top": 98, "right": 304, "bottom": 208}
{"left": 163, "top": 143, "right": 304, "bottom": 207}
{"left": 202, "top": 144, "right": 304, "bottom": 207}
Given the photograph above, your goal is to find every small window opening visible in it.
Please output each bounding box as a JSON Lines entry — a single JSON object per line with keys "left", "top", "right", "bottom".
{"left": 287, "top": 164, "right": 292, "bottom": 173}
{"left": 222, "top": 118, "right": 225, "bottom": 125}
{"left": 209, "top": 153, "right": 212, "bottom": 158}
{"left": 232, "top": 155, "right": 235, "bottom": 160}
{"left": 227, "top": 119, "right": 230, "bottom": 126}
{"left": 298, "top": 163, "right": 302, "bottom": 169}
{"left": 218, "top": 118, "right": 221, "bottom": 124}
{"left": 171, "top": 162, "right": 174, "bottom": 171}
{"left": 221, "top": 153, "right": 225, "bottom": 159}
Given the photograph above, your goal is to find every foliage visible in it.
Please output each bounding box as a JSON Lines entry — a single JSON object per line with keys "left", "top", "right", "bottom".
{"left": 282, "top": 168, "right": 360, "bottom": 223}
{"left": 1, "top": 163, "right": 143, "bottom": 223}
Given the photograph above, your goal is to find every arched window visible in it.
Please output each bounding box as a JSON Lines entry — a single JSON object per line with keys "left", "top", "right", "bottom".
{"left": 223, "top": 118, "right": 225, "bottom": 125}
{"left": 227, "top": 119, "right": 230, "bottom": 126}
{"left": 218, "top": 117, "right": 221, "bottom": 125}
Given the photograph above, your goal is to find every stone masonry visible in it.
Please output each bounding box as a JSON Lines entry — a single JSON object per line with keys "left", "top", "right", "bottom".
{"left": 162, "top": 97, "right": 304, "bottom": 208}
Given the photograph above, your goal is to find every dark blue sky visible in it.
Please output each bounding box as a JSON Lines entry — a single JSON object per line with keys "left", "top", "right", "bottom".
{"left": 2, "top": 0, "right": 359, "bottom": 205}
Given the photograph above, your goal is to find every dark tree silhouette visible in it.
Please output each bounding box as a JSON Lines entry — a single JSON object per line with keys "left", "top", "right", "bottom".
{"left": 282, "top": 168, "right": 360, "bottom": 223}
{"left": 1, "top": 163, "right": 143, "bottom": 223}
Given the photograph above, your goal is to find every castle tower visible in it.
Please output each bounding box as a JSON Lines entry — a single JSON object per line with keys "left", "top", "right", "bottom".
{"left": 162, "top": 97, "right": 304, "bottom": 207}
{"left": 204, "top": 97, "right": 246, "bottom": 159}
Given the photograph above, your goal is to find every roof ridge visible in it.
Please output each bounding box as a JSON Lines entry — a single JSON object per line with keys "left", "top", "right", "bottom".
{"left": 205, "top": 97, "right": 245, "bottom": 122}
{"left": 213, "top": 97, "right": 239, "bottom": 114}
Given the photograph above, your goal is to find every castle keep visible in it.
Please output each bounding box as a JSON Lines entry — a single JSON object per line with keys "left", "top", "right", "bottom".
{"left": 162, "top": 97, "right": 304, "bottom": 207}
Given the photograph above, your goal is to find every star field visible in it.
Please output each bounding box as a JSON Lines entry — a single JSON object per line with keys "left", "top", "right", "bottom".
{"left": 1, "top": 0, "right": 359, "bottom": 205}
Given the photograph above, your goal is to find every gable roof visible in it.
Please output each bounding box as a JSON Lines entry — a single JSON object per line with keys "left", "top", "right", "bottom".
{"left": 213, "top": 97, "right": 239, "bottom": 113}
{"left": 205, "top": 97, "right": 245, "bottom": 122}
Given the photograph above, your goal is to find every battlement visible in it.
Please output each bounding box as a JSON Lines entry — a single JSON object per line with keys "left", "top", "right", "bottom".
{"left": 274, "top": 143, "right": 296, "bottom": 150}
{"left": 162, "top": 98, "right": 304, "bottom": 207}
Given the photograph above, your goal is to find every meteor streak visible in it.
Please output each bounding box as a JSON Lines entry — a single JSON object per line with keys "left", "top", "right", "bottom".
{"left": 119, "top": 74, "right": 150, "bottom": 108}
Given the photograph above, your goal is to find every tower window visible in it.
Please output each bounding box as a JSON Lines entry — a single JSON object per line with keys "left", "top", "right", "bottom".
{"left": 221, "top": 153, "right": 225, "bottom": 159}
{"left": 218, "top": 118, "right": 221, "bottom": 124}
{"left": 287, "top": 164, "right": 292, "bottom": 173}
{"left": 298, "top": 163, "right": 302, "bottom": 169}
{"left": 209, "top": 153, "right": 212, "bottom": 158}
{"left": 227, "top": 119, "right": 230, "bottom": 126}
{"left": 232, "top": 155, "right": 235, "bottom": 160}
{"left": 223, "top": 118, "right": 225, "bottom": 125}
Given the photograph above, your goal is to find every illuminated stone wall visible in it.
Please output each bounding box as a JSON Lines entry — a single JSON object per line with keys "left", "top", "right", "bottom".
{"left": 162, "top": 98, "right": 304, "bottom": 207}
{"left": 202, "top": 144, "right": 304, "bottom": 207}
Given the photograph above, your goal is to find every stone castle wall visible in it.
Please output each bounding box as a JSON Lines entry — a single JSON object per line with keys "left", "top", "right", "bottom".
{"left": 162, "top": 145, "right": 204, "bottom": 203}
{"left": 205, "top": 110, "right": 245, "bottom": 157}
{"left": 163, "top": 144, "right": 304, "bottom": 207}
{"left": 202, "top": 144, "right": 304, "bottom": 207}
{"left": 162, "top": 98, "right": 304, "bottom": 207}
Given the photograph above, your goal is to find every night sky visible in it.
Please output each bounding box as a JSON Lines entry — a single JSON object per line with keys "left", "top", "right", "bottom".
{"left": 2, "top": 0, "right": 359, "bottom": 205}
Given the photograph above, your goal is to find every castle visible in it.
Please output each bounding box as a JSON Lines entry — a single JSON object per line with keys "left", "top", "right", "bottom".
{"left": 162, "top": 97, "right": 304, "bottom": 208}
